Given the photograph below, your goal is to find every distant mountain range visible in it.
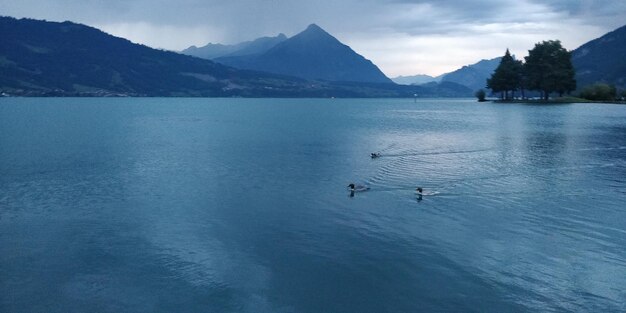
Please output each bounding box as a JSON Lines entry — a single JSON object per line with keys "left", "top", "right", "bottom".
{"left": 392, "top": 57, "right": 501, "bottom": 92}
{"left": 182, "top": 34, "right": 287, "bottom": 60}
{"left": 5, "top": 15, "right": 621, "bottom": 98}
{"left": 0, "top": 17, "right": 471, "bottom": 97}
{"left": 572, "top": 24, "right": 626, "bottom": 88}
{"left": 391, "top": 74, "right": 440, "bottom": 85}
{"left": 184, "top": 24, "right": 392, "bottom": 84}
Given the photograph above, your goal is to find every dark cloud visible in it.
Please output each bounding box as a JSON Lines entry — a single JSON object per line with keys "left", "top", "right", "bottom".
{"left": 2, "top": 0, "right": 624, "bottom": 38}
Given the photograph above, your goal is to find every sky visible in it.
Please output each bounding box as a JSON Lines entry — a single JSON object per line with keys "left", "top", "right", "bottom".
{"left": 1, "top": 0, "right": 625, "bottom": 77}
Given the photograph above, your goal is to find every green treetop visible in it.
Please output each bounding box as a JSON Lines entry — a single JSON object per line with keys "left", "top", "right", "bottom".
{"left": 487, "top": 49, "right": 523, "bottom": 100}
{"left": 524, "top": 40, "right": 576, "bottom": 100}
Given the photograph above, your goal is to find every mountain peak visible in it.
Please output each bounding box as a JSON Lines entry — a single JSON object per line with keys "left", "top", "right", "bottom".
{"left": 300, "top": 23, "right": 331, "bottom": 37}
{"left": 289, "top": 23, "right": 339, "bottom": 46}
{"left": 305, "top": 23, "right": 323, "bottom": 31}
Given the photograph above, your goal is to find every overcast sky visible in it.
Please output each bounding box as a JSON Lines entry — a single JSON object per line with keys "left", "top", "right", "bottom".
{"left": 2, "top": 0, "right": 625, "bottom": 76}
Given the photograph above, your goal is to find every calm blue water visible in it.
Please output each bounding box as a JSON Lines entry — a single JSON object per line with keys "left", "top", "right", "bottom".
{"left": 1, "top": 98, "right": 625, "bottom": 312}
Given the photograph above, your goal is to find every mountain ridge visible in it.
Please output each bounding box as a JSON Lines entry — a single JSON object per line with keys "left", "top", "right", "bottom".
{"left": 182, "top": 33, "right": 287, "bottom": 60}
{"left": 572, "top": 24, "right": 626, "bottom": 88}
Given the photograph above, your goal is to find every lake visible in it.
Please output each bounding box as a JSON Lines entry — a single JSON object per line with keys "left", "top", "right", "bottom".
{"left": 1, "top": 98, "right": 625, "bottom": 312}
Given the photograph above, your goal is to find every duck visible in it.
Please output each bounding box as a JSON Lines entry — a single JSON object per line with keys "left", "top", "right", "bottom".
{"left": 348, "top": 183, "right": 370, "bottom": 192}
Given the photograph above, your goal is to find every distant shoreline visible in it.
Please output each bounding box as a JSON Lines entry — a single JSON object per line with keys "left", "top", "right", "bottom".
{"left": 2, "top": 95, "right": 624, "bottom": 104}
{"left": 488, "top": 97, "right": 626, "bottom": 105}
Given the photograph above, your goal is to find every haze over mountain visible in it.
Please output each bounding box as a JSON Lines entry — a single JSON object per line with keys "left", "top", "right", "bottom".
{"left": 391, "top": 74, "right": 440, "bottom": 85}
{"left": 181, "top": 34, "right": 287, "bottom": 60}
{"left": 214, "top": 24, "right": 393, "bottom": 84}
{"left": 572, "top": 24, "right": 626, "bottom": 88}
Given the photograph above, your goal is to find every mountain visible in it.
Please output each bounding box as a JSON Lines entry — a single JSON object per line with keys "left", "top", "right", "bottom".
{"left": 572, "top": 24, "right": 626, "bottom": 88}
{"left": 0, "top": 17, "right": 366, "bottom": 97}
{"left": 391, "top": 74, "right": 439, "bottom": 85}
{"left": 0, "top": 16, "right": 308, "bottom": 96}
{"left": 440, "top": 57, "right": 501, "bottom": 91}
{"left": 181, "top": 34, "right": 287, "bottom": 60}
{"left": 0, "top": 17, "right": 471, "bottom": 97}
{"left": 215, "top": 24, "right": 393, "bottom": 84}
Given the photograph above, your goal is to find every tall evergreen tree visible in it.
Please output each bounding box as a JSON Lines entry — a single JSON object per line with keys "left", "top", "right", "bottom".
{"left": 487, "top": 49, "right": 523, "bottom": 100}
{"left": 524, "top": 40, "right": 576, "bottom": 100}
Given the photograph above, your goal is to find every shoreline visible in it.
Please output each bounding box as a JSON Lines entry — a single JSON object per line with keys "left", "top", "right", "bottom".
{"left": 487, "top": 97, "right": 626, "bottom": 105}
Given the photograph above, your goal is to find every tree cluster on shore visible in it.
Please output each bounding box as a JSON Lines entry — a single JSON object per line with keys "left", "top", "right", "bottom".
{"left": 486, "top": 40, "right": 576, "bottom": 101}
{"left": 579, "top": 83, "right": 626, "bottom": 101}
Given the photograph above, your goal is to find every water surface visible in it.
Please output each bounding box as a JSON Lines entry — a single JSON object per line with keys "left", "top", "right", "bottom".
{"left": 1, "top": 98, "right": 625, "bottom": 312}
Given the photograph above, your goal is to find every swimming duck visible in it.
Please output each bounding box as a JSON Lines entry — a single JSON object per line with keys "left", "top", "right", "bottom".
{"left": 348, "top": 183, "right": 370, "bottom": 192}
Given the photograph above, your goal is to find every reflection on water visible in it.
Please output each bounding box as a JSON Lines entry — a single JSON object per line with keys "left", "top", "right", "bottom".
{"left": 1, "top": 98, "right": 625, "bottom": 312}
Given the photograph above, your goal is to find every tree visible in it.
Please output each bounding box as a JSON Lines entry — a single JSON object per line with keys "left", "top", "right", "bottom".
{"left": 579, "top": 83, "right": 617, "bottom": 101}
{"left": 524, "top": 40, "right": 576, "bottom": 100}
{"left": 487, "top": 49, "right": 523, "bottom": 100}
{"left": 475, "top": 89, "right": 486, "bottom": 102}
